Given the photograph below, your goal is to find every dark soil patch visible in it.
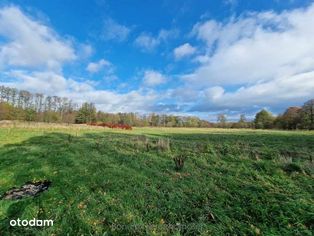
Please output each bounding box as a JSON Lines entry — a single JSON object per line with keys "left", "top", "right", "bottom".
{"left": 1, "top": 180, "right": 51, "bottom": 200}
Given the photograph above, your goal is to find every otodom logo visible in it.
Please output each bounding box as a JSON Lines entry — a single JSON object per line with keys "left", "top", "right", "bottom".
{"left": 10, "top": 218, "right": 53, "bottom": 227}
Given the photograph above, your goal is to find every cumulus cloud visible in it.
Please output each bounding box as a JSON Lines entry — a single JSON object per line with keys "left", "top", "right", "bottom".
{"left": 189, "top": 71, "right": 314, "bottom": 112}
{"left": 204, "top": 86, "right": 225, "bottom": 101}
{"left": 0, "top": 6, "right": 76, "bottom": 70}
{"left": 4, "top": 70, "right": 68, "bottom": 95}
{"left": 86, "top": 59, "right": 111, "bottom": 73}
{"left": 77, "top": 90, "right": 158, "bottom": 113}
{"left": 135, "top": 29, "right": 178, "bottom": 51}
{"left": 143, "top": 70, "right": 166, "bottom": 86}
{"left": 188, "top": 5, "right": 314, "bottom": 86}
{"left": 181, "top": 3, "right": 314, "bottom": 113}
{"left": 174, "top": 43, "right": 196, "bottom": 60}
{"left": 102, "top": 18, "right": 131, "bottom": 42}
{"left": 2, "top": 70, "right": 159, "bottom": 113}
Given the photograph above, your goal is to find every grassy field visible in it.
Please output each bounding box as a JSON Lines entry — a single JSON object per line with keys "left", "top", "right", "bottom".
{"left": 0, "top": 124, "right": 313, "bottom": 235}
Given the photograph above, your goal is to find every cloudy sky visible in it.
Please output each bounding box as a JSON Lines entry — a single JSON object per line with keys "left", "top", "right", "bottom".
{"left": 0, "top": 0, "right": 313, "bottom": 120}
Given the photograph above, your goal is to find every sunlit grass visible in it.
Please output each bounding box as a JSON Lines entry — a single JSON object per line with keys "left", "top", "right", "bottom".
{"left": 0, "top": 123, "right": 313, "bottom": 235}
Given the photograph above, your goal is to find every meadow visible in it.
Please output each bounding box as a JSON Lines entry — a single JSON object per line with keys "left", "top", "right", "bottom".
{"left": 0, "top": 123, "right": 313, "bottom": 235}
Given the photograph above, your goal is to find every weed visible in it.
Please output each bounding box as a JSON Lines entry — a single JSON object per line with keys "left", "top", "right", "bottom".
{"left": 173, "top": 154, "right": 186, "bottom": 171}
{"left": 95, "top": 139, "right": 101, "bottom": 151}
{"left": 67, "top": 134, "right": 73, "bottom": 143}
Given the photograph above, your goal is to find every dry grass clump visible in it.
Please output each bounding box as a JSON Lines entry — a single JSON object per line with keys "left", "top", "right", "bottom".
{"left": 156, "top": 138, "right": 170, "bottom": 152}
{"left": 133, "top": 135, "right": 170, "bottom": 152}
{"left": 173, "top": 154, "right": 186, "bottom": 171}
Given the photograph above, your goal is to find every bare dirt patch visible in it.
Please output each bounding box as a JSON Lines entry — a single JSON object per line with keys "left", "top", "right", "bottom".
{"left": 1, "top": 180, "right": 51, "bottom": 200}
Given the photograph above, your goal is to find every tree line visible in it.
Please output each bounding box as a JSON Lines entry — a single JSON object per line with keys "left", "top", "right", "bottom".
{"left": 0, "top": 86, "right": 77, "bottom": 123}
{"left": 0, "top": 85, "right": 313, "bottom": 130}
{"left": 0, "top": 85, "right": 211, "bottom": 127}
{"left": 216, "top": 100, "right": 314, "bottom": 130}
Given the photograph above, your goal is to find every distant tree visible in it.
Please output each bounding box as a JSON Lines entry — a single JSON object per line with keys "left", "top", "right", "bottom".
{"left": 275, "top": 107, "right": 301, "bottom": 130}
{"left": 254, "top": 109, "right": 275, "bottom": 129}
{"left": 75, "top": 102, "right": 96, "bottom": 124}
{"left": 217, "top": 114, "right": 227, "bottom": 128}
{"left": 301, "top": 99, "right": 314, "bottom": 130}
{"left": 185, "top": 116, "right": 200, "bottom": 127}
{"left": 233, "top": 114, "right": 250, "bottom": 128}
{"left": 63, "top": 111, "right": 76, "bottom": 124}
{"left": 239, "top": 114, "right": 246, "bottom": 123}
{"left": 24, "top": 108, "right": 37, "bottom": 122}
{"left": 176, "top": 117, "right": 185, "bottom": 127}
{"left": 165, "top": 115, "right": 176, "bottom": 127}
{"left": 0, "top": 102, "right": 14, "bottom": 120}
{"left": 149, "top": 113, "right": 160, "bottom": 126}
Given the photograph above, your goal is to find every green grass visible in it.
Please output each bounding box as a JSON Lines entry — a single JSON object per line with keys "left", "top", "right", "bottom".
{"left": 0, "top": 126, "right": 313, "bottom": 235}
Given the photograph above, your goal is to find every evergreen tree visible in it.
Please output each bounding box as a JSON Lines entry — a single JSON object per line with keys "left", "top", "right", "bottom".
{"left": 75, "top": 102, "right": 96, "bottom": 124}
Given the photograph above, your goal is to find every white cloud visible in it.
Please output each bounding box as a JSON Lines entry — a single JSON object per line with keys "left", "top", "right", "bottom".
{"left": 179, "top": 3, "right": 314, "bottom": 112}
{"left": 2, "top": 70, "right": 158, "bottom": 113}
{"left": 158, "top": 28, "right": 179, "bottom": 41}
{"left": 4, "top": 70, "right": 68, "bottom": 95}
{"left": 134, "top": 33, "right": 160, "bottom": 51}
{"left": 204, "top": 86, "right": 225, "bottom": 101}
{"left": 86, "top": 59, "right": 111, "bottom": 73}
{"left": 174, "top": 43, "right": 196, "bottom": 59}
{"left": 78, "top": 44, "right": 93, "bottom": 58}
{"left": 135, "top": 29, "right": 178, "bottom": 51}
{"left": 193, "top": 55, "right": 210, "bottom": 64}
{"left": 76, "top": 90, "right": 158, "bottom": 113}
{"left": 222, "top": 71, "right": 314, "bottom": 107}
{"left": 102, "top": 18, "right": 131, "bottom": 42}
{"left": 188, "top": 4, "right": 314, "bottom": 86}
{"left": 189, "top": 71, "right": 314, "bottom": 112}
{"left": 191, "top": 20, "right": 221, "bottom": 48}
{"left": 143, "top": 70, "right": 166, "bottom": 86}
{"left": 0, "top": 6, "right": 76, "bottom": 70}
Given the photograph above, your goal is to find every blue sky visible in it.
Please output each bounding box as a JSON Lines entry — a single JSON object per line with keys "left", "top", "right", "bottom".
{"left": 0, "top": 0, "right": 313, "bottom": 120}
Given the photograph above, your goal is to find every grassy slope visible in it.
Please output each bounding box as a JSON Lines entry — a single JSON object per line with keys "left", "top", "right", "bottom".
{"left": 0, "top": 125, "right": 313, "bottom": 235}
